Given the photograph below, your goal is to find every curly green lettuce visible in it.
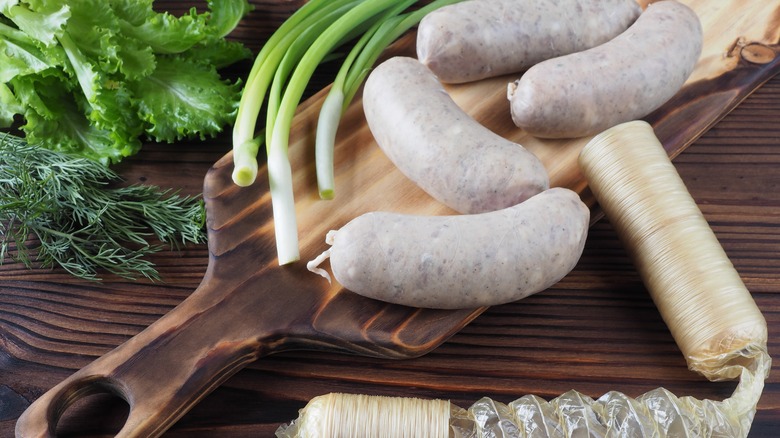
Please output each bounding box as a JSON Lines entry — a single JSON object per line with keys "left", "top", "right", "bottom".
{"left": 1, "top": 0, "right": 252, "bottom": 164}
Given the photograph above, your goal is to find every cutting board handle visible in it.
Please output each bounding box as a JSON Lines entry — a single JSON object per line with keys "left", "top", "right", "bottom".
{"left": 14, "top": 276, "right": 286, "bottom": 438}
{"left": 14, "top": 142, "right": 484, "bottom": 437}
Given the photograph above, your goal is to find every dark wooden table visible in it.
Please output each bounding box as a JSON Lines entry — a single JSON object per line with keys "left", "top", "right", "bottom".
{"left": 2, "top": 2, "right": 779, "bottom": 437}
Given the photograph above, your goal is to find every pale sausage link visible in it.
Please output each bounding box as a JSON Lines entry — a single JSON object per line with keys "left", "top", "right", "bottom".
{"left": 364, "top": 56, "right": 549, "bottom": 215}
{"left": 416, "top": 0, "right": 642, "bottom": 84}
{"left": 313, "top": 188, "right": 589, "bottom": 310}
{"left": 508, "top": 0, "right": 703, "bottom": 139}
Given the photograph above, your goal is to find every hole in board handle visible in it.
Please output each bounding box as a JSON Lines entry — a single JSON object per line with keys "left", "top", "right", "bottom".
{"left": 51, "top": 377, "right": 130, "bottom": 437}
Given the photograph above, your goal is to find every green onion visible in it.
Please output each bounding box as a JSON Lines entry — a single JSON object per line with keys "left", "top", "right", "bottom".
{"left": 315, "top": 0, "right": 466, "bottom": 199}
{"left": 268, "top": 0, "right": 406, "bottom": 265}
{"left": 264, "top": 2, "right": 360, "bottom": 149}
{"left": 314, "top": 0, "right": 417, "bottom": 200}
{"left": 232, "top": 0, "right": 356, "bottom": 187}
{"left": 231, "top": 0, "right": 360, "bottom": 266}
{"left": 232, "top": 0, "right": 464, "bottom": 265}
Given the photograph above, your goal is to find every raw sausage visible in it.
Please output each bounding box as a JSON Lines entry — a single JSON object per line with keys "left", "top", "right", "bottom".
{"left": 363, "top": 56, "right": 549, "bottom": 214}
{"left": 508, "top": 0, "right": 703, "bottom": 139}
{"left": 309, "top": 188, "right": 590, "bottom": 309}
{"left": 416, "top": 0, "right": 642, "bottom": 84}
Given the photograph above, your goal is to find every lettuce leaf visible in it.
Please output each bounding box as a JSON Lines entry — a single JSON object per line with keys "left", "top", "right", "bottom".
{"left": 207, "top": 0, "right": 254, "bottom": 38}
{"left": 0, "top": 1, "right": 69, "bottom": 47}
{"left": 130, "top": 56, "right": 241, "bottom": 143}
{"left": 0, "top": 36, "right": 50, "bottom": 82}
{"left": 0, "top": 82, "right": 22, "bottom": 127}
{"left": 1, "top": 0, "right": 252, "bottom": 164}
{"left": 118, "top": 8, "right": 211, "bottom": 55}
{"left": 180, "top": 35, "right": 253, "bottom": 70}
{"left": 14, "top": 73, "right": 141, "bottom": 164}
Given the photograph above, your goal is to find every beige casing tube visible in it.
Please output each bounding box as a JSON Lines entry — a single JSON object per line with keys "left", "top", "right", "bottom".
{"left": 579, "top": 120, "right": 768, "bottom": 381}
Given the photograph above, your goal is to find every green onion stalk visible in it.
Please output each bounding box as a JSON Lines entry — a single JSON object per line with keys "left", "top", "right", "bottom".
{"left": 232, "top": 0, "right": 357, "bottom": 187}
{"left": 232, "top": 0, "right": 464, "bottom": 265}
{"left": 313, "top": 0, "right": 417, "bottom": 200}
{"left": 314, "top": 0, "right": 466, "bottom": 200}
{"left": 267, "top": 0, "right": 407, "bottom": 265}
{"left": 264, "top": 3, "right": 361, "bottom": 149}
{"left": 261, "top": 4, "right": 361, "bottom": 266}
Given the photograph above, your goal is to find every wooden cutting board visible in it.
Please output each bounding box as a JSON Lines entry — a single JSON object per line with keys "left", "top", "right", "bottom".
{"left": 15, "top": 1, "right": 780, "bottom": 436}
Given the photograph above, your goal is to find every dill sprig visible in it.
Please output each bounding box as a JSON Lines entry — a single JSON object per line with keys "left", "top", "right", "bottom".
{"left": 0, "top": 133, "right": 207, "bottom": 281}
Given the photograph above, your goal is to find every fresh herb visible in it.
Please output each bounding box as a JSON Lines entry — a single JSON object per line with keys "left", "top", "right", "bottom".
{"left": 231, "top": 0, "right": 464, "bottom": 265}
{"left": 0, "top": 133, "right": 207, "bottom": 281}
{"left": 1, "top": 0, "right": 253, "bottom": 165}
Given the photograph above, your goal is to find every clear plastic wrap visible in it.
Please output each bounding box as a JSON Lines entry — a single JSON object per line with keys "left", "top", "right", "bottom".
{"left": 447, "top": 349, "right": 769, "bottom": 437}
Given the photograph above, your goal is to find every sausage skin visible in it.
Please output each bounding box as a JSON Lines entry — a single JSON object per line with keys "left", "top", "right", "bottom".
{"left": 363, "top": 56, "right": 549, "bottom": 214}
{"left": 508, "top": 0, "right": 703, "bottom": 139}
{"left": 416, "top": 0, "right": 641, "bottom": 84}
{"left": 322, "top": 188, "right": 589, "bottom": 309}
